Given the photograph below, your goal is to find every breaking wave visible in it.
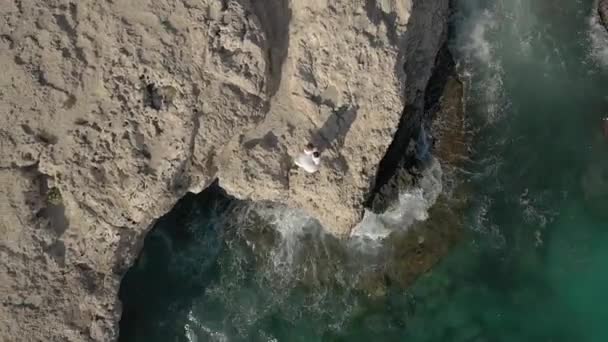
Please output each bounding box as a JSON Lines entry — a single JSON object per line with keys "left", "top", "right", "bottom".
{"left": 350, "top": 157, "right": 444, "bottom": 240}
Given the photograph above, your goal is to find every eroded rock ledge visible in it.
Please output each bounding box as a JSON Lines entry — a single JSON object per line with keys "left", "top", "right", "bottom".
{"left": 0, "top": 0, "right": 449, "bottom": 340}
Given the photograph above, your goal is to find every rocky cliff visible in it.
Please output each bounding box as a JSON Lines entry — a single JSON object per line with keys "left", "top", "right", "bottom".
{"left": 600, "top": 0, "right": 608, "bottom": 30}
{"left": 0, "top": 0, "right": 449, "bottom": 340}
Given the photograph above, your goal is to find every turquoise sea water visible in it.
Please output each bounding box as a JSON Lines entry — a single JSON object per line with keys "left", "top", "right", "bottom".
{"left": 119, "top": 0, "right": 608, "bottom": 341}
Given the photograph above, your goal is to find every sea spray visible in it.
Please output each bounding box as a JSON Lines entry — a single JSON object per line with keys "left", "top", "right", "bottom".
{"left": 351, "top": 157, "right": 444, "bottom": 240}
{"left": 454, "top": 7, "right": 506, "bottom": 125}
{"left": 250, "top": 205, "right": 324, "bottom": 288}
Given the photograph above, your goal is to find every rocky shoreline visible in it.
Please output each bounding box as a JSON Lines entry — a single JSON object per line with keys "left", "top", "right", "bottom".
{"left": 1, "top": 0, "right": 450, "bottom": 340}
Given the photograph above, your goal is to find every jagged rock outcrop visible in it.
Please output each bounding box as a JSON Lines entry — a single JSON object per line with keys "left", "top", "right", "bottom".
{"left": 600, "top": 0, "right": 608, "bottom": 30}
{"left": 0, "top": 0, "right": 449, "bottom": 340}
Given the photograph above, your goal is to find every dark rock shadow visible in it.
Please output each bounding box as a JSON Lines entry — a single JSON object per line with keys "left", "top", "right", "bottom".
{"left": 245, "top": 0, "right": 292, "bottom": 98}
{"left": 243, "top": 131, "right": 279, "bottom": 151}
{"left": 37, "top": 204, "right": 70, "bottom": 236}
{"left": 349, "top": 0, "right": 448, "bottom": 202}
{"left": 243, "top": 131, "right": 291, "bottom": 188}
{"left": 311, "top": 105, "right": 358, "bottom": 152}
{"left": 44, "top": 240, "right": 66, "bottom": 267}
{"left": 17, "top": 166, "right": 71, "bottom": 265}
{"left": 26, "top": 170, "right": 70, "bottom": 236}
{"left": 366, "top": 42, "right": 455, "bottom": 209}
{"left": 364, "top": 0, "right": 401, "bottom": 46}
{"left": 308, "top": 105, "right": 358, "bottom": 174}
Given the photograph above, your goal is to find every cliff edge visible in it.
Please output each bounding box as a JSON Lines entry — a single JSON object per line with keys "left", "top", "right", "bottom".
{"left": 0, "top": 0, "right": 448, "bottom": 340}
{"left": 218, "top": 0, "right": 448, "bottom": 235}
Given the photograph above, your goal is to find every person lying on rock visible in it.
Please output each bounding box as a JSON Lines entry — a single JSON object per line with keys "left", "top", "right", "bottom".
{"left": 295, "top": 143, "right": 321, "bottom": 173}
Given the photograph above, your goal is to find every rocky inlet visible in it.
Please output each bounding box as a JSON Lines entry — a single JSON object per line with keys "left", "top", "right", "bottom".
{"left": 0, "top": 0, "right": 453, "bottom": 340}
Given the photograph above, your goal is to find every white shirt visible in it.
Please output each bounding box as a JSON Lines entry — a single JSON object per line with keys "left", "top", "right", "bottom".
{"left": 295, "top": 150, "right": 320, "bottom": 173}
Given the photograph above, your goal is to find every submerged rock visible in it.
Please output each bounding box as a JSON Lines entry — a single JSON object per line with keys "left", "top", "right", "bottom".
{"left": 0, "top": 0, "right": 450, "bottom": 340}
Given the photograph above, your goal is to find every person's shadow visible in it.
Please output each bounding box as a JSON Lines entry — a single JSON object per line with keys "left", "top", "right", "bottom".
{"left": 310, "top": 105, "right": 358, "bottom": 173}
{"left": 312, "top": 105, "right": 358, "bottom": 151}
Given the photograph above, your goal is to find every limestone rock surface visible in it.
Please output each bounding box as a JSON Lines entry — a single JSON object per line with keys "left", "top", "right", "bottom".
{"left": 0, "top": 0, "right": 448, "bottom": 340}
{"left": 218, "top": 0, "right": 449, "bottom": 235}
{"left": 1, "top": 0, "right": 270, "bottom": 339}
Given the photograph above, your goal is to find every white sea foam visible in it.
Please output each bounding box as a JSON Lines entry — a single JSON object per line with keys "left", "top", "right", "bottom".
{"left": 508, "top": 0, "right": 537, "bottom": 58}
{"left": 467, "top": 10, "right": 497, "bottom": 65}
{"left": 457, "top": 8, "right": 506, "bottom": 125}
{"left": 185, "top": 310, "right": 228, "bottom": 342}
{"left": 468, "top": 195, "right": 506, "bottom": 249}
{"left": 350, "top": 157, "right": 444, "bottom": 240}
{"left": 522, "top": 188, "right": 563, "bottom": 230}
{"left": 249, "top": 205, "right": 325, "bottom": 287}
{"left": 243, "top": 158, "right": 444, "bottom": 258}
